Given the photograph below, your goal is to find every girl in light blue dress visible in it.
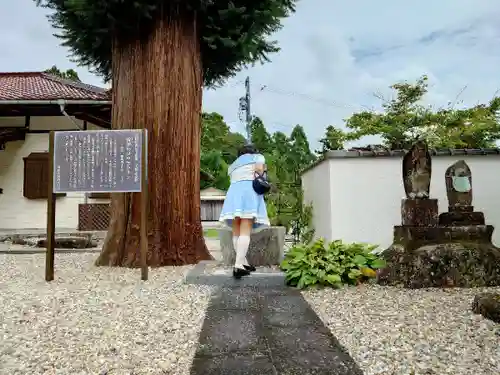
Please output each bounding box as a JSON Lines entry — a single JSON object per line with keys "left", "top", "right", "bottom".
{"left": 219, "top": 144, "right": 270, "bottom": 278}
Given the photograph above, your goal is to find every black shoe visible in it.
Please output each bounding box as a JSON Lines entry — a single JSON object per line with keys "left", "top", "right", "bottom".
{"left": 233, "top": 267, "right": 251, "bottom": 279}
{"left": 243, "top": 264, "right": 256, "bottom": 272}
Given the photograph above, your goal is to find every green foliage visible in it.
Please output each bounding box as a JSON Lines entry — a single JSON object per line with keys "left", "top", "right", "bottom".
{"left": 344, "top": 75, "right": 500, "bottom": 150}
{"left": 200, "top": 112, "right": 245, "bottom": 190}
{"left": 317, "top": 125, "right": 346, "bottom": 154}
{"left": 35, "top": 0, "right": 297, "bottom": 86}
{"left": 345, "top": 75, "right": 431, "bottom": 149}
{"left": 289, "top": 125, "right": 315, "bottom": 166}
{"left": 201, "top": 112, "right": 246, "bottom": 163}
{"left": 421, "top": 97, "right": 500, "bottom": 148}
{"left": 200, "top": 150, "right": 230, "bottom": 190}
{"left": 281, "top": 238, "right": 386, "bottom": 289}
{"left": 199, "top": 113, "right": 314, "bottom": 228}
{"left": 293, "top": 201, "right": 314, "bottom": 244}
{"left": 203, "top": 228, "right": 218, "bottom": 238}
{"left": 250, "top": 117, "right": 273, "bottom": 154}
{"left": 44, "top": 65, "right": 81, "bottom": 81}
{"left": 200, "top": 76, "right": 500, "bottom": 225}
{"left": 261, "top": 124, "right": 316, "bottom": 230}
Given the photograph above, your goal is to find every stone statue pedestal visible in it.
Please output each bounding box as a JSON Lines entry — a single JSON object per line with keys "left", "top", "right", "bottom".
{"left": 378, "top": 153, "right": 500, "bottom": 288}
{"left": 439, "top": 210, "right": 485, "bottom": 226}
{"left": 449, "top": 205, "right": 473, "bottom": 212}
{"left": 391, "top": 225, "right": 494, "bottom": 252}
{"left": 379, "top": 220, "right": 500, "bottom": 288}
{"left": 378, "top": 240, "right": 500, "bottom": 288}
{"left": 401, "top": 199, "right": 438, "bottom": 226}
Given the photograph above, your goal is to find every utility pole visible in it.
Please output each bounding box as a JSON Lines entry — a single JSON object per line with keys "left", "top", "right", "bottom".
{"left": 245, "top": 76, "right": 251, "bottom": 141}
{"left": 239, "top": 76, "right": 252, "bottom": 143}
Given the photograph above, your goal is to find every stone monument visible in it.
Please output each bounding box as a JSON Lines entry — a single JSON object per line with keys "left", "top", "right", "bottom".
{"left": 402, "top": 140, "right": 432, "bottom": 199}
{"left": 400, "top": 140, "right": 437, "bottom": 226}
{"left": 219, "top": 226, "right": 286, "bottom": 266}
{"left": 378, "top": 145, "right": 500, "bottom": 288}
{"left": 439, "top": 160, "right": 485, "bottom": 226}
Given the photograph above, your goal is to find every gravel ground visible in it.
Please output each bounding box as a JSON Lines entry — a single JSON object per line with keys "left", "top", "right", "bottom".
{"left": 303, "top": 284, "right": 500, "bottom": 375}
{"left": 0, "top": 253, "right": 213, "bottom": 375}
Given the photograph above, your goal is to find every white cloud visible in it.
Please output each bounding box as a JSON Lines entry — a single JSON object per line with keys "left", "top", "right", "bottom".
{"left": 1, "top": 0, "right": 499, "bottom": 148}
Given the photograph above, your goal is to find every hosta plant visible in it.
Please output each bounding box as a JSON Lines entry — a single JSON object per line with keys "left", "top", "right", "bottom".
{"left": 281, "top": 238, "right": 386, "bottom": 289}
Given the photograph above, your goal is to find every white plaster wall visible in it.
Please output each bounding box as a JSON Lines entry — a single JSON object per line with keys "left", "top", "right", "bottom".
{"left": 0, "top": 116, "right": 106, "bottom": 229}
{"left": 320, "top": 155, "right": 500, "bottom": 250}
{"left": 301, "top": 160, "right": 333, "bottom": 240}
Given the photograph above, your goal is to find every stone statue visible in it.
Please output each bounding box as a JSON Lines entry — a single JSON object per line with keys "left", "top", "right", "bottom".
{"left": 402, "top": 140, "right": 432, "bottom": 199}
{"left": 445, "top": 160, "right": 472, "bottom": 208}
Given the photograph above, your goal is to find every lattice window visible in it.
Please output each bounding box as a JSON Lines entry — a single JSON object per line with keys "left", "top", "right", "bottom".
{"left": 78, "top": 204, "right": 111, "bottom": 231}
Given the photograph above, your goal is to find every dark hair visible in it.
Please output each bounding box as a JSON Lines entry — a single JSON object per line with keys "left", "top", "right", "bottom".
{"left": 238, "top": 143, "right": 257, "bottom": 156}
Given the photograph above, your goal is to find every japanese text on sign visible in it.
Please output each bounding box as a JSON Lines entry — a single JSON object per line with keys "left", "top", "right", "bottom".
{"left": 53, "top": 130, "right": 145, "bottom": 193}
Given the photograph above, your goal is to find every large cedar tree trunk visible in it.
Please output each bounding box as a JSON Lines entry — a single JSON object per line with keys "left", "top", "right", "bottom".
{"left": 96, "top": 8, "right": 212, "bottom": 267}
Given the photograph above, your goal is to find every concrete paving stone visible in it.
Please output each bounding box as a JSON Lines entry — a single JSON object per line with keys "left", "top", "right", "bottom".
{"left": 195, "top": 309, "right": 267, "bottom": 356}
{"left": 190, "top": 285, "right": 363, "bottom": 375}
{"left": 208, "top": 288, "right": 261, "bottom": 311}
{"left": 190, "top": 353, "right": 276, "bottom": 375}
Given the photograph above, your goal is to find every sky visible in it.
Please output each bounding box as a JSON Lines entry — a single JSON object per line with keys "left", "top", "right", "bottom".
{"left": 1, "top": 0, "right": 500, "bottom": 149}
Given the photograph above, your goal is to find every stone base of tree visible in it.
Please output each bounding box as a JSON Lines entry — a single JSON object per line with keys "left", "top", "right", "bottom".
{"left": 472, "top": 293, "right": 500, "bottom": 323}
{"left": 377, "top": 241, "right": 500, "bottom": 288}
{"left": 219, "top": 226, "right": 286, "bottom": 266}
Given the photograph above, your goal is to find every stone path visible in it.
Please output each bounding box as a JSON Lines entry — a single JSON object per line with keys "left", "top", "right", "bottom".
{"left": 0, "top": 234, "right": 219, "bottom": 255}
{"left": 186, "top": 264, "right": 363, "bottom": 375}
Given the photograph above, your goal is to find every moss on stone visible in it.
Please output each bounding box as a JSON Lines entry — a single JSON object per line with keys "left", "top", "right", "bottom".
{"left": 377, "top": 242, "right": 500, "bottom": 288}
{"left": 472, "top": 293, "right": 500, "bottom": 323}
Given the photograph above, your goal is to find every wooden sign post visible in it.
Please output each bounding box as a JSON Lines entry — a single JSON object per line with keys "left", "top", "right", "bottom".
{"left": 140, "top": 130, "right": 148, "bottom": 280}
{"left": 45, "top": 132, "right": 56, "bottom": 281}
{"left": 46, "top": 129, "right": 148, "bottom": 282}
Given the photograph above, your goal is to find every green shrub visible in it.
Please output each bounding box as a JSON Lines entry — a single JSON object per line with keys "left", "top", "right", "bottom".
{"left": 280, "top": 238, "right": 386, "bottom": 289}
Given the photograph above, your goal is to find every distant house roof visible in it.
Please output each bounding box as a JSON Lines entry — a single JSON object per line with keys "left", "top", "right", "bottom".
{"left": 0, "top": 72, "right": 110, "bottom": 101}
{"left": 301, "top": 148, "right": 500, "bottom": 175}
{"left": 201, "top": 187, "right": 226, "bottom": 200}
{"left": 201, "top": 187, "right": 226, "bottom": 195}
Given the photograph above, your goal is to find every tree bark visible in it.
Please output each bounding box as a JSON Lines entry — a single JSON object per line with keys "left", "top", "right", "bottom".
{"left": 96, "top": 7, "right": 212, "bottom": 267}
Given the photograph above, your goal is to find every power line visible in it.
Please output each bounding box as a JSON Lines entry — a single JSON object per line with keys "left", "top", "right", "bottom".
{"left": 227, "top": 79, "right": 374, "bottom": 111}
{"left": 256, "top": 85, "right": 374, "bottom": 111}
{"left": 226, "top": 78, "right": 500, "bottom": 112}
{"left": 221, "top": 78, "right": 500, "bottom": 139}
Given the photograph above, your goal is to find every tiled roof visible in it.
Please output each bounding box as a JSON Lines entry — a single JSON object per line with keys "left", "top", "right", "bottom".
{"left": 301, "top": 148, "right": 500, "bottom": 174}
{"left": 0, "top": 72, "right": 110, "bottom": 101}
{"left": 327, "top": 148, "right": 500, "bottom": 158}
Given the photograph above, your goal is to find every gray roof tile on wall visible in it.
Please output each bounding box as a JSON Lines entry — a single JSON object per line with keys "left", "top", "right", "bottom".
{"left": 301, "top": 148, "right": 500, "bottom": 175}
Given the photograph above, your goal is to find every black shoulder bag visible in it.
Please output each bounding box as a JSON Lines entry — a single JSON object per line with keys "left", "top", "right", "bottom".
{"left": 253, "top": 171, "right": 271, "bottom": 195}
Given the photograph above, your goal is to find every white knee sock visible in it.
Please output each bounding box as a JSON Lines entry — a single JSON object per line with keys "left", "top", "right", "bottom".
{"left": 233, "top": 235, "right": 250, "bottom": 266}
{"left": 235, "top": 235, "right": 251, "bottom": 269}
{"left": 232, "top": 236, "right": 239, "bottom": 253}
